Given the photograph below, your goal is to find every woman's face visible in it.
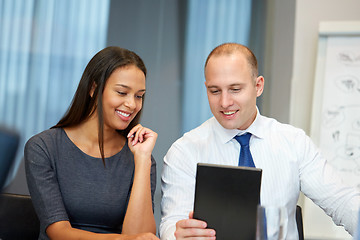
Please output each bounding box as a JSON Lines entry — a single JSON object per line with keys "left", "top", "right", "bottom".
{"left": 101, "top": 65, "right": 146, "bottom": 131}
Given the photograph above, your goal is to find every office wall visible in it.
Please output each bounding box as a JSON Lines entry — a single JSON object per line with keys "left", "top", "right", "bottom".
{"left": 106, "top": 0, "right": 185, "bottom": 230}
{"left": 262, "top": 0, "right": 296, "bottom": 124}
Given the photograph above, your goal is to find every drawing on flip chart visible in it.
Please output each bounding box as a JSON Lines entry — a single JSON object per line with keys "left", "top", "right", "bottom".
{"left": 316, "top": 36, "right": 360, "bottom": 192}
{"left": 321, "top": 105, "right": 360, "bottom": 189}
{"left": 337, "top": 51, "right": 360, "bottom": 67}
{"left": 334, "top": 75, "right": 360, "bottom": 93}
{"left": 354, "top": 118, "right": 360, "bottom": 131}
{"left": 328, "top": 134, "right": 360, "bottom": 189}
{"left": 322, "top": 106, "right": 345, "bottom": 128}
{"left": 323, "top": 105, "right": 360, "bottom": 128}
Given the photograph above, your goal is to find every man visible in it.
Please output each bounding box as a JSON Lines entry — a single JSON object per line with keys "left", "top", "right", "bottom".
{"left": 160, "top": 43, "right": 360, "bottom": 239}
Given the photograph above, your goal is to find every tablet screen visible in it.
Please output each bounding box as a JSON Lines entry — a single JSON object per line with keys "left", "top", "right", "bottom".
{"left": 193, "top": 163, "right": 262, "bottom": 240}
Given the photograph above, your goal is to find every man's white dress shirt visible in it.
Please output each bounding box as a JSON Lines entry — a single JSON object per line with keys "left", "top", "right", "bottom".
{"left": 160, "top": 111, "right": 360, "bottom": 239}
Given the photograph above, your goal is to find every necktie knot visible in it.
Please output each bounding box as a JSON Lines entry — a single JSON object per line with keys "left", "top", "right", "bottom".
{"left": 235, "top": 133, "right": 251, "bottom": 147}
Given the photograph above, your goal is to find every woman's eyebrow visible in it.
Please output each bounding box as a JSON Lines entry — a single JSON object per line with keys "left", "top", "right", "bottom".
{"left": 115, "top": 84, "right": 146, "bottom": 92}
{"left": 115, "top": 84, "right": 130, "bottom": 89}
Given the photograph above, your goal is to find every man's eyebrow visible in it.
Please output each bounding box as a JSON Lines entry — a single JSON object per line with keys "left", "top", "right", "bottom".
{"left": 207, "top": 85, "right": 219, "bottom": 88}
{"left": 207, "top": 83, "right": 244, "bottom": 88}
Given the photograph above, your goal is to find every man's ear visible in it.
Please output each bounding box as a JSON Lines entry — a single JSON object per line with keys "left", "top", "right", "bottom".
{"left": 255, "top": 76, "right": 264, "bottom": 97}
{"left": 90, "top": 83, "right": 97, "bottom": 97}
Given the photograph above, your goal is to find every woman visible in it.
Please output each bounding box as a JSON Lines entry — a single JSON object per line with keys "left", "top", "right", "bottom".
{"left": 25, "top": 47, "right": 159, "bottom": 240}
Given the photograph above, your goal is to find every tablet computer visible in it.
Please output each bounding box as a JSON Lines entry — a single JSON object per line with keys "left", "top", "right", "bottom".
{"left": 193, "top": 163, "right": 262, "bottom": 240}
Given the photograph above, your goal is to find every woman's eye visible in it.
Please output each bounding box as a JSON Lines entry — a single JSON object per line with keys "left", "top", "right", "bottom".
{"left": 117, "top": 91, "right": 126, "bottom": 96}
{"left": 136, "top": 95, "right": 144, "bottom": 99}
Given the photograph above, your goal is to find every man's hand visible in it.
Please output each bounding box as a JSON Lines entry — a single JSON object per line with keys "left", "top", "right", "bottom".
{"left": 174, "top": 212, "right": 216, "bottom": 239}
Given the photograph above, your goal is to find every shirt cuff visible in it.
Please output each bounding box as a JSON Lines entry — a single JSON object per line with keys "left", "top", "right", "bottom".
{"left": 160, "top": 224, "right": 176, "bottom": 240}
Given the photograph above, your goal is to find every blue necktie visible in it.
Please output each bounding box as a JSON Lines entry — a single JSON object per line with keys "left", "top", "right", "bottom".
{"left": 235, "top": 133, "right": 255, "bottom": 167}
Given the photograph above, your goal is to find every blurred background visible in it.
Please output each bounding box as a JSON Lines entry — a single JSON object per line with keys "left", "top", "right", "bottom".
{"left": 1, "top": 0, "right": 359, "bottom": 239}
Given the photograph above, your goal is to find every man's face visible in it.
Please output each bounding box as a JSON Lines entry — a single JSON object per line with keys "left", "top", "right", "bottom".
{"left": 204, "top": 53, "right": 264, "bottom": 130}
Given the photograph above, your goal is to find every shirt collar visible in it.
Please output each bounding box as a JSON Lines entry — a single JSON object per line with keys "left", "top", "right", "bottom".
{"left": 246, "top": 107, "right": 265, "bottom": 139}
{"left": 213, "top": 107, "right": 265, "bottom": 144}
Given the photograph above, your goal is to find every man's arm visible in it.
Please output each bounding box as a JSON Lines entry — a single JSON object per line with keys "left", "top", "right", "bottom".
{"left": 298, "top": 132, "right": 360, "bottom": 235}
{"left": 160, "top": 141, "right": 216, "bottom": 239}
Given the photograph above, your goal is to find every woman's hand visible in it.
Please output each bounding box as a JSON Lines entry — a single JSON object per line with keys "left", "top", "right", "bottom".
{"left": 120, "top": 232, "right": 160, "bottom": 240}
{"left": 127, "top": 124, "right": 157, "bottom": 159}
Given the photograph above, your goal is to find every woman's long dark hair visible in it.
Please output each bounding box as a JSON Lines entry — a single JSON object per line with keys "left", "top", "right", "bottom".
{"left": 52, "top": 46, "right": 147, "bottom": 164}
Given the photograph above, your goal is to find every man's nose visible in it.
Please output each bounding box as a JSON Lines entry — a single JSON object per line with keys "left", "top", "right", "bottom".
{"left": 220, "top": 92, "right": 233, "bottom": 108}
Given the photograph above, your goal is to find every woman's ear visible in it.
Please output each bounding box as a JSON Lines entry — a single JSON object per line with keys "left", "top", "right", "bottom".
{"left": 90, "top": 82, "right": 97, "bottom": 97}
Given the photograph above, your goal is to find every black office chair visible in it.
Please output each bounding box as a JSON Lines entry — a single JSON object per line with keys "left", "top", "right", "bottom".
{"left": 296, "top": 205, "right": 304, "bottom": 240}
{"left": 0, "top": 125, "right": 20, "bottom": 190}
{"left": 0, "top": 193, "right": 40, "bottom": 240}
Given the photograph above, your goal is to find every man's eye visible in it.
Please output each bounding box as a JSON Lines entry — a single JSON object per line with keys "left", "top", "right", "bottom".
{"left": 231, "top": 88, "right": 241, "bottom": 92}
{"left": 136, "top": 95, "right": 144, "bottom": 99}
{"left": 210, "top": 90, "right": 220, "bottom": 94}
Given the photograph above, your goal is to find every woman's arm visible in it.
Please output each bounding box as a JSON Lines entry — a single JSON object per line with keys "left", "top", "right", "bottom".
{"left": 25, "top": 130, "right": 159, "bottom": 240}
{"left": 123, "top": 124, "right": 158, "bottom": 234}
{"left": 46, "top": 221, "right": 159, "bottom": 240}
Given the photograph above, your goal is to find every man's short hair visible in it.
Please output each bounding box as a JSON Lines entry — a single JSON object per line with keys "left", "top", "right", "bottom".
{"left": 204, "top": 43, "right": 258, "bottom": 79}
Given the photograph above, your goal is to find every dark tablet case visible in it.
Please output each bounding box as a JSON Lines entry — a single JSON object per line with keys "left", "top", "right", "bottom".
{"left": 193, "top": 163, "right": 262, "bottom": 240}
